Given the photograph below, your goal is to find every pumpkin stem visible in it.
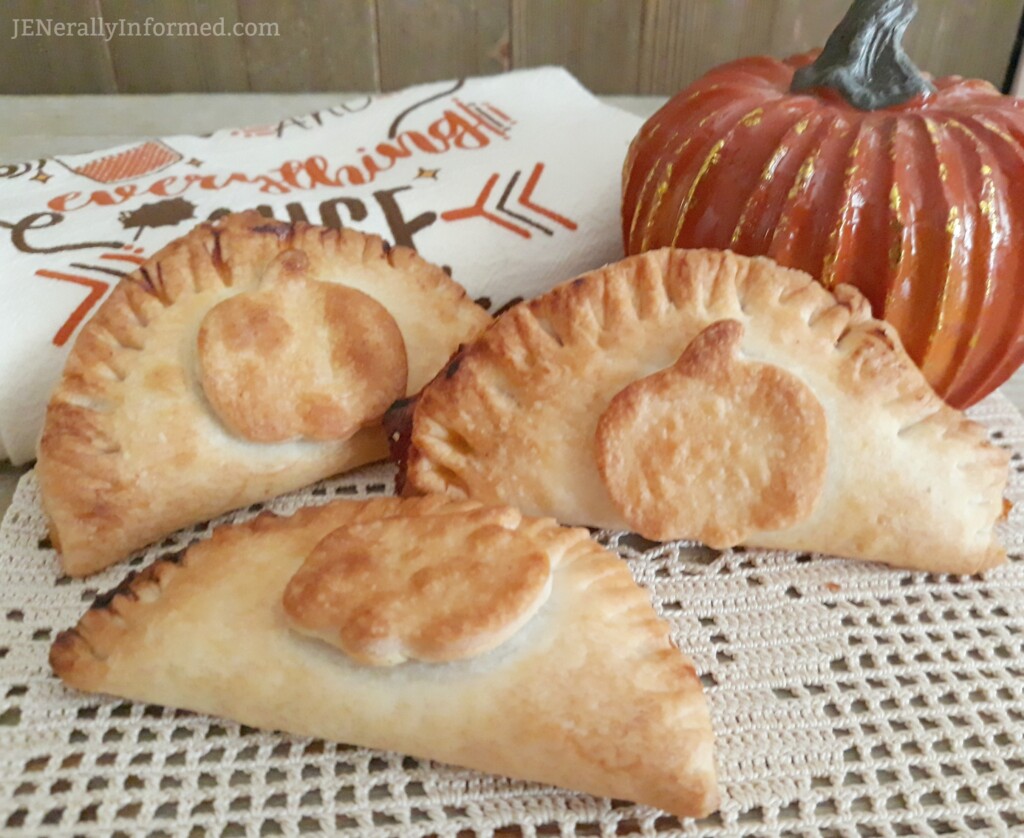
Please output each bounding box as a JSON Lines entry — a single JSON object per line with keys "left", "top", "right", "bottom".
{"left": 790, "top": 0, "right": 935, "bottom": 109}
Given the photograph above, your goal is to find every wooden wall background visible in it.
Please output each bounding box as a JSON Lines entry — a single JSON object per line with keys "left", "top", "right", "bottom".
{"left": 4, "top": 0, "right": 1023, "bottom": 96}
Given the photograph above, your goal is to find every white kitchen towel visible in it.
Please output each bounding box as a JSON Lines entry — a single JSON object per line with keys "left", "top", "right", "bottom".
{"left": 0, "top": 67, "right": 642, "bottom": 464}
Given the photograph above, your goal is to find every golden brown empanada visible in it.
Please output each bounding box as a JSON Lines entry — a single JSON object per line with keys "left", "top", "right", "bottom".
{"left": 397, "top": 249, "right": 1009, "bottom": 573}
{"left": 37, "top": 212, "right": 490, "bottom": 577}
{"left": 50, "top": 495, "right": 719, "bottom": 819}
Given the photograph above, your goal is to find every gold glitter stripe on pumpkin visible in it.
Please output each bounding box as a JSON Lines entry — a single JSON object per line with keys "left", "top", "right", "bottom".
{"left": 883, "top": 118, "right": 905, "bottom": 317}
{"left": 970, "top": 115, "right": 1019, "bottom": 150}
{"left": 917, "top": 116, "right": 957, "bottom": 356}
{"left": 946, "top": 118, "right": 1000, "bottom": 365}
{"left": 637, "top": 119, "right": 662, "bottom": 150}
{"left": 685, "top": 82, "right": 721, "bottom": 103}
{"left": 820, "top": 126, "right": 866, "bottom": 289}
{"left": 631, "top": 95, "right": 747, "bottom": 252}
{"left": 669, "top": 138, "right": 725, "bottom": 247}
{"left": 952, "top": 116, "right": 1020, "bottom": 246}
{"left": 787, "top": 154, "right": 817, "bottom": 202}
{"left": 766, "top": 145, "right": 820, "bottom": 257}
{"left": 739, "top": 107, "right": 764, "bottom": 128}
{"left": 948, "top": 120, "right": 999, "bottom": 297}
{"left": 627, "top": 160, "right": 662, "bottom": 250}
{"left": 631, "top": 138, "right": 689, "bottom": 252}
{"left": 936, "top": 207, "right": 960, "bottom": 338}
{"left": 649, "top": 104, "right": 765, "bottom": 251}
{"left": 623, "top": 119, "right": 666, "bottom": 187}
{"left": 729, "top": 113, "right": 814, "bottom": 249}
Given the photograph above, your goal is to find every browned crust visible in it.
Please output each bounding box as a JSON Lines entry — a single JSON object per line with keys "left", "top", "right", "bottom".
{"left": 36, "top": 212, "right": 491, "bottom": 577}
{"left": 384, "top": 395, "right": 420, "bottom": 495}
{"left": 283, "top": 506, "right": 563, "bottom": 665}
{"left": 49, "top": 494, "right": 493, "bottom": 689}
{"left": 384, "top": 342, "right": 472, "bottom": 496}
{"left": 403, "top": 248, "right": 1009, "bottom": 571}
{"left": 595, "top": 319, "right": 828, "bottom": 546}
{"left": 405, "top": 248, "right": 979, "bottom": 490}
{"left": 197, "top": 252, "right": 408, "bottom": 442}
{"left": 48, "top": 495, "right": 719, "bottom": 818}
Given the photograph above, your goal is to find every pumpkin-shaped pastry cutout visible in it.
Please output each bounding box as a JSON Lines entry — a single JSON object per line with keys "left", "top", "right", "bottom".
{"left": 400, "top": 250, "right": 1008, "bottom": 573}
{"left": 52, "top": 494, "right": 719, "bottom": 818}
{"left": 198, "top": 249, "right": 408, "bottom": 443}
{"left": 283, "top": 505, "right": 554, "bottom": 666}
{"left": 596, "top": 319, "right": 828, "bottom": 547}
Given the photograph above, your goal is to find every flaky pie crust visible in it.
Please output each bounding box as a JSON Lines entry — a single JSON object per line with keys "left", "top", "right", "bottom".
{"left": 51, "top": 495, "right": 719, "bottom": 818}
{"left": 37, "top": 212, "right": 491, "bottom": 577}
{"left": 403, "top": 249, "right": 1008, "bottom": 573}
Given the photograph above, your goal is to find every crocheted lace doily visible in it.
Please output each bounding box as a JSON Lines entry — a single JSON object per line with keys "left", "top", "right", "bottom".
{"left": 2, "top": 392, "right": 1024, "bottom": 837}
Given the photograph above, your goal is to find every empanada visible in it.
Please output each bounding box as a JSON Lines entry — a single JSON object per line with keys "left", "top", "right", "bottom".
{"left": 37, "top": 212, "right": 490, "bottom": 577}
{"left": 396, "top": 249, "right": 1009, "bottom": 573}
{"left": 50, "top": 495, "right": 719, "bottom": 819}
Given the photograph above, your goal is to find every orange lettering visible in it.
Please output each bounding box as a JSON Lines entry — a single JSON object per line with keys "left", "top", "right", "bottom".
{"left": 48, "top": 191, "right": 85, "bottom": 212}
{"left": 149, "top": 177, "right": 187, "bottom": 197}
{"left": 47, "top": 100, "right": 514, "bottom": 212}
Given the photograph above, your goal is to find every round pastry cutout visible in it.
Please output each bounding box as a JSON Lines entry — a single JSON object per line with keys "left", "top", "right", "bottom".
{"left": 197, "top": 249, "right": 408, "bottom": 443}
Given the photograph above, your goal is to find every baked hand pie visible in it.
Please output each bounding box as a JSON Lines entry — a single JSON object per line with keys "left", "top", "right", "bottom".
{"left": 37, "top": 212, "right": 490, "bottom": 577}
{"left": 395, "top": 249, "right": 1009, "bottom": 573}
{"left": 50, "top": 495, "right": 719, "bottom": 819}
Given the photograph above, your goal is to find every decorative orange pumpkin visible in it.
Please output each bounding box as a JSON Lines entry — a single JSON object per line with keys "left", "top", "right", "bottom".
{"left": 622, "top": 0, "right": 1024, "bottom": 408}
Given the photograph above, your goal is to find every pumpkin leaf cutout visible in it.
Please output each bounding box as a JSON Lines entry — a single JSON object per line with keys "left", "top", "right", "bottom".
{"left": 198, "top": 249, "right": 408, "bottom": 443}
{"left": 596, "top": 319, "right": 828, "bottom": 547}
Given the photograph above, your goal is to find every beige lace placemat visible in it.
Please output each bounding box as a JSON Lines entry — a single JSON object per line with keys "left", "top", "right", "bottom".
{"left": 2, "top": 393, "right": 1024, "bottom": 837}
